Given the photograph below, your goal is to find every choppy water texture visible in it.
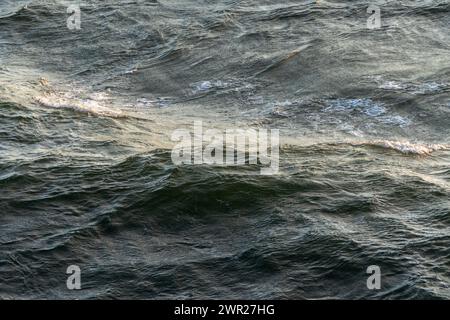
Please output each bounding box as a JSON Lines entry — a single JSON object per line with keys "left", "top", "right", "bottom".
{"left": 0, "top": 0, "right": 449, "bottom": 299}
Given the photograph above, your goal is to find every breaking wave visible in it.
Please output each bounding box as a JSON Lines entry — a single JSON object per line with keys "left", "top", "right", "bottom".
{"left": 359, "top": 140, "right": 448, "bottom": 155}
{"left": 34, "top": 92, "right": 126, "bottom": 118}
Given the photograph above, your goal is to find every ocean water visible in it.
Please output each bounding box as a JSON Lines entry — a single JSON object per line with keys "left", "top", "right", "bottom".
{"left": 0, "top": 0, "right": 449, "bottom": 299}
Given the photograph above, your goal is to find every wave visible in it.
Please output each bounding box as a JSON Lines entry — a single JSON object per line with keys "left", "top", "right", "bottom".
{"left": 34, "top": 93, "right": 126, "bottom": 118}
{"left": 371, "top": 76, "right": 449, "bottom": 95}
{"left": 0, "top": 0, "right": 31, "bottom": 19}
{"left": 358, "top": 140, "right": 448, "bottom": 155}
{"left": 323, "top": 98, "right": 411, "bottom": 127}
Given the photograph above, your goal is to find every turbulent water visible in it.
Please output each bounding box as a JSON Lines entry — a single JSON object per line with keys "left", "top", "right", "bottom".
{"left": 0, "top": 0, "right": 449, "bottom": 299}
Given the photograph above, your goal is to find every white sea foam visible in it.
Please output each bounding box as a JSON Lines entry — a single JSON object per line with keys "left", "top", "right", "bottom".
{"left": 377, "top": 78, "right": 448, "bottom": 95}
{"left": 324, "top": 98, "right": 411, "bottom": 127}
{"left": 325, "top": 99, "right": 386, "bottom": 117}
{"left": 378, "top": 81, "right": 407, "bottom": 90}
{"left": 190, "top": 79, "right": 256, "bottom": 95}
{"left": 363, "top": 140, "right": 448, "bottom": 155}
{"left": 35, "top": 93, "right": 126, "bottom": 118}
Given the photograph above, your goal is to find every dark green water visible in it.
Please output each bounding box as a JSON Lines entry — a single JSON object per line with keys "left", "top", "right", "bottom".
{"left": 0, "top": 0, "right": 449, "bottom": 299}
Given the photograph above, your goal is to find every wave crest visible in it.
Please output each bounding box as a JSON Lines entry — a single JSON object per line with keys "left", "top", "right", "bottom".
{"left": 362, "top": 140, "right": 448, "bottom": 155}
{"left": 34, "top": 93, "right": 126, "bottom": 118}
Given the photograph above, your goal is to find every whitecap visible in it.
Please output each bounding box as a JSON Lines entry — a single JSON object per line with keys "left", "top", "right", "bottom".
{"left": 191, "top": 81, "right": 216, "bottom": 94}
{"left": 190, "top": 79, "right": 256, "bottom": 96}
{"left": 378, "top": 81, "right": 407, "bottom": 90}
{"left": 325, "top": 98, "right": 386, "bottom": 117}
{"left": 35, "top": 93, "right": 126, "bottom": 118}
{"left": 376, "top": 78, "right": 447, "bottom": 95}
{"left": 362, "top": 140, "right": 448, "bottom": 155}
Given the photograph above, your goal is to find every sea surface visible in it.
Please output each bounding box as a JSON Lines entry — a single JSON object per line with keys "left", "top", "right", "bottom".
{"left": 0, "top": 0, "right": 449, "bottom": 299}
